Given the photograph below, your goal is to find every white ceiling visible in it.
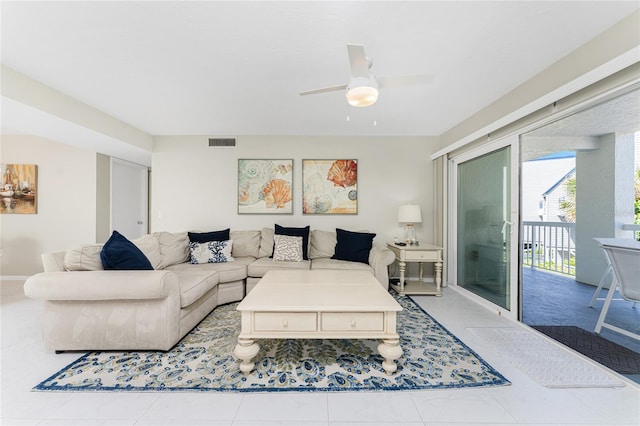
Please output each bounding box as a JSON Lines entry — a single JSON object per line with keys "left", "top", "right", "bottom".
{"left": 520, "top": 88, "right": 640, "bottom": 161}
{"left": 1, "top": 1, "right": 638, "bottom": 137}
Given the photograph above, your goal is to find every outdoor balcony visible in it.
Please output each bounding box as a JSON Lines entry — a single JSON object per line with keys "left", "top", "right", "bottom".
{"left": 521, "top": 221, "right": 639, "bottom": 384}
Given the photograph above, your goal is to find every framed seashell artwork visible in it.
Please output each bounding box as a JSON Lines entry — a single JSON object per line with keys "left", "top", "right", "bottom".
{"left": 302, "top": 159, "right": 357, "bottom": 214}
{"left": 238, "top": 159, "right": 293, "bottom": 214}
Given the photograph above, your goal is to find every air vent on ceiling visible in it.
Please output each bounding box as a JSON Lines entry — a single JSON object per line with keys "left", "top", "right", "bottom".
{"left": 208, "top": 138, "right": 236, "bottom": 147}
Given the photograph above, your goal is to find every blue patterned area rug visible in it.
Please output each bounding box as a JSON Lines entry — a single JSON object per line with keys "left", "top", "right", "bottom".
{"left": 34, "top": 293, "right": 509, "bottom": 392}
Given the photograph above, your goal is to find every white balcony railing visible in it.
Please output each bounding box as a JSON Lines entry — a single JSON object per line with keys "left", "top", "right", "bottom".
{"left": 522, "top": 221, "right": 576, "bottom": 276}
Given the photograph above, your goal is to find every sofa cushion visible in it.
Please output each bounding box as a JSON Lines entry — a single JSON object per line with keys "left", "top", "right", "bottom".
{"left": 311, "top": 257, "right": 374, "bottom": 274}
{"left": 275, "top": 224, "right": 310, "bottom": 260}
{"left": 101, "top": 231, "right": 153, "bottom": 270}
{"left": 331, "top": 228, "right": 376, "bottom": 265}
{"left": 132, "top": 234, "right": 163, "bottom": 270}
{"left": 155, "top": 231, "right": 189, "bottom": 268}
{"left": 176, "top": 270, "right": 219, "bottom": 308}
{"left": 248, "top": 257, "right": 311, "bottom": 278}
{"left": 230, "top": 230, "right": 260, "bottom": 258}
{"left": 189, "top": 240, "right": 234, "bottom": 264}
{"left": 309, "top": 229, "right": 337, "bottom": 259}
{"left": 273, "top": 235, "right": 303, "bottom": 262}
{"left": 188, "top": 229, "right": 230, "bottom": 243}
{"left": 259, "top": 227, "right": 275, "bottom": 258}
{"left": 167, "top": 256, "right": 251, "bottom": 283}
{"left": 64, "top": 244, "right": 104, "bottom": 271}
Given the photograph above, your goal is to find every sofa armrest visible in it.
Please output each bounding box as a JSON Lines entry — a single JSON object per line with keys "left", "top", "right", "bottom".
{"left": 24, "top": 270, "right": 179, "bottom": 301}
{"left": 369, "top": 246, "right": 395, "bottom": 267}
{"left": 368, "top": 247, "right": 395, "bottom": 289}
{"left": 41, "top": 251, "right": 66, "bottom": 272}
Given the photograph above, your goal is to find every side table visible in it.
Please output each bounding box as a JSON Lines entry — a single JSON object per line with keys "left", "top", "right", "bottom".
{"left": 387, "top": 242, "right": 443, "bottom": 296}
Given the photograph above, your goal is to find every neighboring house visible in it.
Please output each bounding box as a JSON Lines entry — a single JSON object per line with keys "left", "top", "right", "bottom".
{"left": 521, "top": 153, "right": 576, "bottom": 222}
{"left": 521, "top": 154, "right": 576, "bottom": 274}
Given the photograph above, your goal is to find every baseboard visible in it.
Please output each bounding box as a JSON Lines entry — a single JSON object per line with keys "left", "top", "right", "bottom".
{"left": 389, "top": 275, "right": 435, "bottom": 283}
{"left": 0, "top": 275, "right": 30, "bottom": 281}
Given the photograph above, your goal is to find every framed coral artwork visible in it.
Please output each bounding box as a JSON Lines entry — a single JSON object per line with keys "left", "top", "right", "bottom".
{"left": 1, "top": 163, "right": 37, "bottom": 214}
{"left": 238, "top": 159, "right": 293, "bottom": 214}
{"left": 303, "top": 159, "right": 357, "bottom": 214}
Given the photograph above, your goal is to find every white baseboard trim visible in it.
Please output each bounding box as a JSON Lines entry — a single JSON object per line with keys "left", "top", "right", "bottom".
{"left": 390, "top": 276, "right": 435, "bottom": 283}
{"left": 1, "top": 275, "right": 30, "bottom": 281}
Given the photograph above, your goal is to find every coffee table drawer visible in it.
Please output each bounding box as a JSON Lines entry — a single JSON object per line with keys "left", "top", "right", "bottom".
{"left": 321, "top": 312, "right": 384, "bottom": 331}
{"left": 253, "top": 312, "right": 317, "bottom": 332}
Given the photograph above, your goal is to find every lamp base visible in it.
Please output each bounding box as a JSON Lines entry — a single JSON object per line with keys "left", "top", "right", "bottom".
{"left": 405, "top": 224, "right": 417, "bottom": 245}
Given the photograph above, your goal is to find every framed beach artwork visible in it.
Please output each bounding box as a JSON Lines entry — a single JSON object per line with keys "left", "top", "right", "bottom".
{"left": 0, "top": 164, "right": 38, "bottom": 214}
{"left": 238, "top": 159, "right": 293, "bottom": 214}
{"left": 303, "top": 159, "right": 357, "bottom": 214}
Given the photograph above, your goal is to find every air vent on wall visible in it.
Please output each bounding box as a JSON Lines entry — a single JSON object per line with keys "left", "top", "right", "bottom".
{"left": 208, "top": 138, "right": 236, "bottom": 147}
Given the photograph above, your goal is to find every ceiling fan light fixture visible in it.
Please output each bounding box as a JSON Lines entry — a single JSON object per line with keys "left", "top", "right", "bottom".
{"left": 346, "top": 78, "right": 379, "bottom": 107}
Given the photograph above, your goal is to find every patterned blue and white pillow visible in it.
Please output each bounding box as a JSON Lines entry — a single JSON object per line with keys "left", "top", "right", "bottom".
{"left": 273, "top": 234, "right": 303, "bottom": 262}
{"left": 189, "top": 240, "right": 235, "bottom": 264}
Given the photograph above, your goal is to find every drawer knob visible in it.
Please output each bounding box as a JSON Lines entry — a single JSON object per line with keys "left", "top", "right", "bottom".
{"left": 350, "top": 320, "right": 357, "bottom": 328}
{"left": 282, "top": 320, "right": 288, "bottom": 328}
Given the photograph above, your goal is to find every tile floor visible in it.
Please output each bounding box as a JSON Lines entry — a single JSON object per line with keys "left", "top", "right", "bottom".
{"left": 1, "top": 279, "right": 639, "bottom": 426}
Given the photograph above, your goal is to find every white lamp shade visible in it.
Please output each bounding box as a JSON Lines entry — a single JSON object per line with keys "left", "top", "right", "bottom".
{"left": 398, "top": 204, "right": 422, "bottom": 223}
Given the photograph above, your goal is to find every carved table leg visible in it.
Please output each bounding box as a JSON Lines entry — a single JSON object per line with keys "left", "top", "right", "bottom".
{"left": 398, "top": 261, "right": 406, "bottom": 295}
{"left": 377, "top": 338, "right": 403, "bottom": 375}
{"left": 234, "top": 338, "right": 260, "bottom": 375}
{"left": 435, "top": 260, "right": 443, "bottom": 296}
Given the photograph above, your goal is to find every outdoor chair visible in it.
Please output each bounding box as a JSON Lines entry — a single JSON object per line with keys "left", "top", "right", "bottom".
{"left": 594, "top": 239, "right": 640, "bottom": 341}
{"left": 589, "top": 238, "right": 613, "bottom": 307}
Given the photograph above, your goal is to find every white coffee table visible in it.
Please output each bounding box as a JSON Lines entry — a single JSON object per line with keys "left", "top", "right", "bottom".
{"left": 233, "top": 269, "right": 403, "bottom": 375}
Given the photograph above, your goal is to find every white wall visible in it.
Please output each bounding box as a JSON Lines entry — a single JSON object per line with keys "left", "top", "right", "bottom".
{"left": 152, "top": 135, "right": 436, "bottom": 253}
{"left": 0, "top": 135, "right": 98, "bottom": 276}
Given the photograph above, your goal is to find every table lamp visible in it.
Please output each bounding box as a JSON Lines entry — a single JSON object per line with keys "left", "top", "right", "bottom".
{"left": 398, "top": 204, "right": 422, "bottom": 245}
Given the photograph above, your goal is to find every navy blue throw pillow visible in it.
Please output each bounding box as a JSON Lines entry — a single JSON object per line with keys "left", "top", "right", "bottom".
{"left": 188, "top": 228, "right": 230, "bottom": 243}
{"left": 100, "top": 230, "right": 153, "bottom": 270}
{"left": 332, "top": 228, "right": 376, "bottom": 265}
{"left": 275, "top": 224, "right": 310, "bottom": 260}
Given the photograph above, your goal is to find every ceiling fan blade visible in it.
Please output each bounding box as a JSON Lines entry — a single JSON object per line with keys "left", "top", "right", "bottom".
{"left": 299, "top": 84, "right": 348, "bottom": 96}
{"left": 378, "top": 74, "right": 435, "bottom": 89}
{"left": 347, "top": 44, "right": 370, "bottom": 78}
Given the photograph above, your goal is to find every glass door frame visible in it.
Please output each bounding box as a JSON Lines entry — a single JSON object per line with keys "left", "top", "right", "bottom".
{"left": 448, "top": 134, "right": 520, "bottom": 320}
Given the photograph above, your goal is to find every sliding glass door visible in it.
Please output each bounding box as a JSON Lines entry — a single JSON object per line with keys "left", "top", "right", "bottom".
{"left": 451, "top": 137, "right": 519, "bottom": 316}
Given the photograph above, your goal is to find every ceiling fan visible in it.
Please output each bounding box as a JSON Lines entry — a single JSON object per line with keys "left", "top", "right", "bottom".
{"left": 299, "top": 44, "right": 434, "bottom": 107}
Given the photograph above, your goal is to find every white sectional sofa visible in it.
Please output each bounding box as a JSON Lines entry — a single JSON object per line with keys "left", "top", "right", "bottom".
{"left": 24, "top": 227, "right": 395, "bottom": 352}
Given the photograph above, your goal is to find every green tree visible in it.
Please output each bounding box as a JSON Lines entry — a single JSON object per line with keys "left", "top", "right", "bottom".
{"left": 559, "top": 177, "right": 576, "bottom": 223}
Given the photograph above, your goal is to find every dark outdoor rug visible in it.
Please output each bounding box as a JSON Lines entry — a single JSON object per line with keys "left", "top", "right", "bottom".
{"left": 33, "top": 292, "right": 509, "bottom": 393}
{"left": 532, "top": 325, "right": 640, "bottom": 374}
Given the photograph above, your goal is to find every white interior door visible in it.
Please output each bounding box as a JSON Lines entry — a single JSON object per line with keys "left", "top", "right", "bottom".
{"left": 111, "top": 158, "right": 148, "bottom": 239}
